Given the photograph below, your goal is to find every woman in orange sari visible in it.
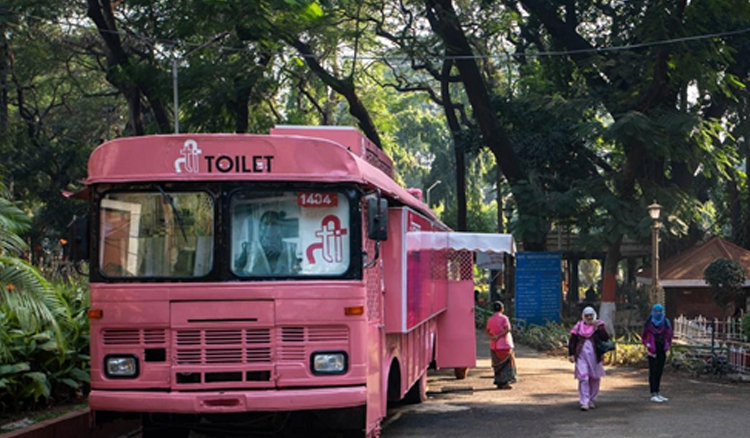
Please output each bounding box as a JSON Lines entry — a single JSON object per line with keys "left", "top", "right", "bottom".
{"left": 486, "top": 301, "right": 516, "bottom": 389}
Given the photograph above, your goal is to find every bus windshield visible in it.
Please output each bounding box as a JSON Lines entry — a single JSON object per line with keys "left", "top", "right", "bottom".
{"left": 99, "top": 191, "right": 215, "bottom": 278}
{"left": 231, "top": 190, "right": 351, "bottom": 277}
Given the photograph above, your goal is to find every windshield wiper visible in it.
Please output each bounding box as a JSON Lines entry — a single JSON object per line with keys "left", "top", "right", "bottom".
{"left": 157, "top": 185, "right": 188, "bottom": 242}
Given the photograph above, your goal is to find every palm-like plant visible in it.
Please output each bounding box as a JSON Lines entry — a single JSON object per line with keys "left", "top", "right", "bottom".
{"left": 0, "top": 182, "right": 64, "bottom": 359}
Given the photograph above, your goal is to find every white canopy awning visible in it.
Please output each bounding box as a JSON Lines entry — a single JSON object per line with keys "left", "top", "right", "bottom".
{"left": 406, "top": 232, "right": 516, "bottom": 254}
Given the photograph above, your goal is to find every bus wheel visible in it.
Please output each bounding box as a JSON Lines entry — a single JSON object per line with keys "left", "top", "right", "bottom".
{"left": 403, "top": 372, "right": 427, "bottom": 404}
{"left": 454, "top": 367, "right": 469, "bottom": 380}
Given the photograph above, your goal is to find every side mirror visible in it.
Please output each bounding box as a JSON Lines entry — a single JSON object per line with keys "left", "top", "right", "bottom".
{"left": 67, "top": 215, "right": 90, "bottom": 263}
{"left": 367, "top": 197, "right": 388, "bottom": 241}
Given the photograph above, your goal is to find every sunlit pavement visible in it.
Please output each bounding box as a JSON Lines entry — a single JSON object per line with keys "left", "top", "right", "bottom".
{"left": 382, "top": 331, "right": 750, "bottom": 438}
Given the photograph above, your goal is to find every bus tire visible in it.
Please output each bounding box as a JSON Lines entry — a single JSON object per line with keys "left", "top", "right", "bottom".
{"left": 454, "top": 367, "right": 469, "bottom": 380}
{"left": 403, "top": 372, "right": 427, "bottom": 404}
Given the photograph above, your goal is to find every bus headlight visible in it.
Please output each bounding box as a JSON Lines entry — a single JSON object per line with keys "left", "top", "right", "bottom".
{"left": 105, "top": 355, "right": 139, "bottom": 378}
{"left": 311, "top": 352, "right": 347, "bottom": 375}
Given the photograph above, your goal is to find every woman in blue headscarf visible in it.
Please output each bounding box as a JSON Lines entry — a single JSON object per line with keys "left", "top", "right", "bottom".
{"left": 641, "top": 304, "right": 673, "bottom": 403}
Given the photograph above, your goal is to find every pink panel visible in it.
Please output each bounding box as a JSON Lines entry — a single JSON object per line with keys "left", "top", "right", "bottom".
{"left": 89, "top": 386, "right": 367, "bottom": 413}
{"left": 383, "top": 208, "right": 452, "bottom": 334}
{"left": 86, "top": 134, "right": 442, "bottom": 224}
{"left": 366, "top": 324, "right": 384, "bottom": 435}
{"left": 269, "top": 126, "right": 393, "bottom": 177}
{"left": 432, "top": 250, "right": 448, "bottom": 313}
{"left": 170, "top": 301, "right": 274, "bottom": 325}
{"left": 435, "top": 280, "right": 477, "bottom": 368}
{"left": 405, "top": 210, "right": 446, "bottom": 331}
{"left": 382, "top": 208, "right": 406, "bottom": 333}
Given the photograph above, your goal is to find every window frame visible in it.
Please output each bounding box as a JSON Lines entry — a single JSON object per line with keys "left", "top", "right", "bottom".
{"left": 225, "top": 184, "right": 362, "bottom": 281}
{"left": 91, "top": 183, "right": 220, "bottom": 282}
{"left": 89, "top": 182, "right": 363, "bottom": 283}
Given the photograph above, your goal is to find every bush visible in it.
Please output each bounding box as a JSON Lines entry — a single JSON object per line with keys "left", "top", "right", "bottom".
{"left": 514, "top": 322, "right": 570, "bottom": 352}
{"left": 704, "top": 258, "right": 746, "bottom": 307}
{"left": 514, "top": 323, "right": 649, "bottom": 367}
{"left": 0, "top": 277, "right": 89, "bottom": 414}
{"left": 742, "top": 314, "right": 750, "bottom": 340}
{"left": 604, "top": 331, "right": 647, "bottom": 366}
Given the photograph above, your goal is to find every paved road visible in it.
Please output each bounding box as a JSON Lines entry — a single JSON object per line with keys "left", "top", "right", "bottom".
{"left": 382, "top": 333, "right": 750, "bottom": 438}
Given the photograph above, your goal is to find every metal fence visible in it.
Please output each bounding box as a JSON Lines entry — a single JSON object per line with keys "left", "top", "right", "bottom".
{"left": 673, "top": 315, "right": 747, "bottom": 344}
{"left": 673, "top": 315, "right": 749, "bottom": 375}
{"left": 730, "top": 345, "right": 748, "bottom": 375}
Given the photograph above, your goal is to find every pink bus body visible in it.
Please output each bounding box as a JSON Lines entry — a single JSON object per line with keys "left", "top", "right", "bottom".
{"left": 83, "top": 127, "right": 513, "bottom": 437}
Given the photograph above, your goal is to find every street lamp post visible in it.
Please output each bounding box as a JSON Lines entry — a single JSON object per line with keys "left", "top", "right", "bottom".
{"left": 425, "top": 180, "right": 442, "bottom": 207}
{"left": 503, "top": 200, "right": 513, "bottom": 234}
{"left": 648, "top": 201, "right": 662, "bottom": 307}
{"left": 502, "top": 200, "right": 514, "bottom": 303}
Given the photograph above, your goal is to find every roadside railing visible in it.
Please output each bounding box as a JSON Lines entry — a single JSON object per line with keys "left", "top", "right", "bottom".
{"left": 674, "top": 315, "right": 749, "bottom": 376}
{"left": 730, "top": 345, "right": 749, "bottom": 375}
{"left": 674, "top": 315, "right": 747, "bottom": 343}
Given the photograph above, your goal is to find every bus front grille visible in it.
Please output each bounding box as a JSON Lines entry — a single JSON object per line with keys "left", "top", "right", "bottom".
{"left": 175, "top": 328, "right": 273, "bottom": 365}
{"left": 103, "top": 329, "right": 167, "bottom": 346}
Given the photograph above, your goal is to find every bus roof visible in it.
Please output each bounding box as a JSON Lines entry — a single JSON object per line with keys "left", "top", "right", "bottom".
{"left": 86, "top": 132, "right": 439, "bottom": 222}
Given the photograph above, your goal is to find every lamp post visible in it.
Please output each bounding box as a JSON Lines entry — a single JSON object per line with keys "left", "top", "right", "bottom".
{"left": 501, "top": 199, "right": 514, "bottom": 305}
{"left": 503, "top": 200, "right": 513, "bottom": 234}
{"left": 425, "top": 180, "right": 442, "bottom": 207}
{"left": 648, "top": 201, "right": 662, "bottom": 307}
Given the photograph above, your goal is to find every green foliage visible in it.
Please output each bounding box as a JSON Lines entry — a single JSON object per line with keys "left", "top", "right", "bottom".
{"left": 514, "top": 323, "right": 650, "bottom": 367}
{"left": 604, "top": 332, "right": 647, "bottom": 367}
{"left": 0, "top": 277, "right": 90, "bottom": 413}
{"left": 0, "top": 182, "right": 64, "bottom": 334}
{"left": 605, "top": 341, "right": 647, "bottom": 367}
{"left": 703, "top": 258, "right": 747, "bottom": 307}
{"left": 741, "top": 314, "right": 750, "bottom": 339}
{"left": 514, "top": 322, "right": 570, "bottom": 352}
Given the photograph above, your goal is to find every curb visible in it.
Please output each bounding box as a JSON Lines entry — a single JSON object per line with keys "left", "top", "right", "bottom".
{"left": 1, "top": 407, "right": 139, "bottom": 438}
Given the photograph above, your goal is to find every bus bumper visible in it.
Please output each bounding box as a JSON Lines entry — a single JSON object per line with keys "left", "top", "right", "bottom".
{"left": 89, "top": 386, "right": 367, "bottom": 414}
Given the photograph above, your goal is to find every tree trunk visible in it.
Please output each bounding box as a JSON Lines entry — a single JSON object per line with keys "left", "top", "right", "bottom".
{"left": 232, "top": 53, "right": 272, "bottom": 134}
{"left": 289, "top": 39, "right": 382, "bottom": 149}
{"left": 123, "top": 86, "right": 144, "bottom": 136}
{"left": 88, "top": 0, "right": 171, "bottom": 135}
{"left": 147, "top": 97, "right": 172, "bottom": 134}
{"left": 728, "top": 171, "right": 742, "bottom": 243}
{"left": 497, "top": 169, "right": 504, "bottom": 233}
{"left": 424, "top": 0, "right": 525, "bottom": 185}
{"left": 232, "top": 79, "right": 250, "bottom": 134}
{"left": 440, "top": 59, "right": 467, "bottom": 230}
{"left": 426, "top": 0, "right": 536, "bottom": 248}
{"left": 600, "top": 237, "right": 621, "bottom": 335}
{"left": 88, "top": 0, "right": 144, "bottom": 135}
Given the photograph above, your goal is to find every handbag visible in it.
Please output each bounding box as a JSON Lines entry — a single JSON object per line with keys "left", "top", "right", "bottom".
{"left": 595, "top": 337, "right": 615, "bottom": 355}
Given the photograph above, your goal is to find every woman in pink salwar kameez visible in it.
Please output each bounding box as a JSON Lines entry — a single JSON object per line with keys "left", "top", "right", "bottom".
{"left": 486, "top": 301, "right": 517, "bottom": 389}
{"left": 568, "top": 306, "right": 609, "bottom": 411}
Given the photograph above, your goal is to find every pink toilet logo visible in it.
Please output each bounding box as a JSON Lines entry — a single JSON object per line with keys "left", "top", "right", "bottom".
{"left": 174, "top": 139, "right": 202, "bottom": 173}
{"left": 306, "top": 215, "right": 348, "bottom": 264}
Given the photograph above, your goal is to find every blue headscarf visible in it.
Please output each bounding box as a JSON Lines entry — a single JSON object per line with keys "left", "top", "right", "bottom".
{"left": 651, "top": 304, "right": 665, "bottom": 327}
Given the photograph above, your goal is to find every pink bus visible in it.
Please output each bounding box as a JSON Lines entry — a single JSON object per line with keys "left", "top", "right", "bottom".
{"left": 78, "top": 126, "right": 514, "bottom": 437}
